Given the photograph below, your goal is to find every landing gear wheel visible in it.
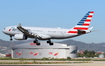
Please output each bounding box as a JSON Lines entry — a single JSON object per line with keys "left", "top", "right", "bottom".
{"left": 49, "top": 43, "right": 53, "bottom": 45}
{"left": 33, "top": 40, "right": 37, "bottom": 43}
{"left": 36, "top": 43, "right": 40, "bottom": 45}
{"left": 10, "top": 38, "right": 13, "bottom": 41}
{"left": 47, "top": 41, "right": 51, "bottom": 43}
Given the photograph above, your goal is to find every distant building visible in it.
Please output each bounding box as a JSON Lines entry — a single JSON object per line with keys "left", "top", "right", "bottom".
{"left": 99, "top": 54, "right": 105, "bottom": 58}
{"left": 96, "top": 51, "right": 103, "bottom": 54}
{"left": 5, "top": 53, "right": 11, "bottom": 57}
{"left": 11, "top": 42, "right": 78, "bottom": 59}
{"left": 78, "top": 51, "right": 84, "bottom": 54}
{"left": 0, "top": 53, "right": 6, "bottom": 57}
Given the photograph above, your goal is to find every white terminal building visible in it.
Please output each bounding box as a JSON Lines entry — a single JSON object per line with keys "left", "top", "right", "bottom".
{"left": 11, "top": 42, "right": 78, "bottom": 59}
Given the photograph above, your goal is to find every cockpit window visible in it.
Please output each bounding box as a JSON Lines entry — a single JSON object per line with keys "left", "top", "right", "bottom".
{"left": 4, "top": 28, "right": 5, "bottom": 30}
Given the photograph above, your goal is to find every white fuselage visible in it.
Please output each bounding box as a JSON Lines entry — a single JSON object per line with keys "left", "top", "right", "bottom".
{"left": 3, "top": 26, "right": 79, "bottom": 40}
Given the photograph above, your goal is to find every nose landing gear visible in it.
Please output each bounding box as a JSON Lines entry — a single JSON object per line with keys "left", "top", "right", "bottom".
{"left": 10, "top": 36, "right": 13, "bottom": 41}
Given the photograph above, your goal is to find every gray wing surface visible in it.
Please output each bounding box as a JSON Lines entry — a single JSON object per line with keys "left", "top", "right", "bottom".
{"left": 17, "top": 24, "right": 51, "bottom": 40}
{"left": 17, "top": 24, "right": 35, "bottom": 38}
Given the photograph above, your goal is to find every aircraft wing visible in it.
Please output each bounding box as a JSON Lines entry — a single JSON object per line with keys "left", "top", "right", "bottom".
{"left": 17, "top": 24, "right": 34, "bottom": 37}
{"left": 17, "top": 24, "right": 51, "bottom": 39}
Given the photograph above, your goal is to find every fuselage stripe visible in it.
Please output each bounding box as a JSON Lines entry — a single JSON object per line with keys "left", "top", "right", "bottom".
{"left": 73, "top": 27, "right": 88, "bottom": 30}
{"left": 67, "top": 31, "right": 77, "bottom": 33}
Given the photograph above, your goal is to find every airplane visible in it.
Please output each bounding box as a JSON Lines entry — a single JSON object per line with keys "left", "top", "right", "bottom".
{"left": 2, "top": 11, "right": 94, "bottom": 45}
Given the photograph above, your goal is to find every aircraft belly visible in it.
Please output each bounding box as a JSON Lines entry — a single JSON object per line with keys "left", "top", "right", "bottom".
{"left": 3, "top": 31, "right": 19, "bottom": 36}
{"left": 49, "top": 33, "right": 65, "bottom": 39}
{"left": 64, "top": 33, "right": 78, "bottom": 38}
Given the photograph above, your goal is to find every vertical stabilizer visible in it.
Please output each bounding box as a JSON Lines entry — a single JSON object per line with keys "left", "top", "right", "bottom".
{"left": 73, "top": 11, "right": 94, "bottom": 30}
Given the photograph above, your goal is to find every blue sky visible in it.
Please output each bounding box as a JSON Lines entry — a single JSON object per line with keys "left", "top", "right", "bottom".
{"left": 0, "top": 0, "right": 105, "bottom": 43}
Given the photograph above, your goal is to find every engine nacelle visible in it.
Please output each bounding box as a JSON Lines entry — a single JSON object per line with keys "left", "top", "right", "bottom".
{"left": 14, "top": 34, "right": 27, "bottom": 40}
{"left": 77, "top": 29, "right": 86, "bottom": 35}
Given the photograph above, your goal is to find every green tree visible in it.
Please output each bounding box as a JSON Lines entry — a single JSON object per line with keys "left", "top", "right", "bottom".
{"left": 78, "top": 50, "right": 97, "bottom": 58}
{"left": 84, "top": 50, "right": 88, "bottom": 55}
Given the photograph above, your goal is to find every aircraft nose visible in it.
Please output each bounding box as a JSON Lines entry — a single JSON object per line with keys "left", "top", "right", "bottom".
{"left": 2, "top": 28, "right": 7, "bottom": 34}
{"left": 2, "top": 28, "right": 6, "bottom": 33}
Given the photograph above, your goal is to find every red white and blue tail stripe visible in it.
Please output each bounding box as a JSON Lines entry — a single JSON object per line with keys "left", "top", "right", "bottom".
{"left": 73, "top": 11, "right": 94, "bottom": 30}
{"left": 68, "top": 11, "right": 94, "bottom": 33}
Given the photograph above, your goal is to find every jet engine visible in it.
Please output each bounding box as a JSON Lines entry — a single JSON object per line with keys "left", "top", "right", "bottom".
{"left": 77, "top": 29, "right": 86, "bottom": 35}
{"left": 14, "top": 34, "right": 27, "bottom": 40}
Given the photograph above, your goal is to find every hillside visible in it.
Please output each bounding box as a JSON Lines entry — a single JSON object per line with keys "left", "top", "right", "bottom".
{"left": 60, "top": 39, "right": 105, "bottom": 52}
{"left": 0, "top": 39, "right": 33, "bottom": 53}
{"left": 0, "top": 39, "right": 105, "bottom": 53}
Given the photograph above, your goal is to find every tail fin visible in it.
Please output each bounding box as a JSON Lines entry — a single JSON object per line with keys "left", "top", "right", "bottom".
{"left": 73, "top": 11, "right": 94, "bottom": 30}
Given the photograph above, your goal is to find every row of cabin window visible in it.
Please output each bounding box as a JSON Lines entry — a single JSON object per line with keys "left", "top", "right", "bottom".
{"left": 32, "top": 30, "right": 66, "bottom": 33}
{"left": 12, "top": 29, "right": 67, "bottom": 33}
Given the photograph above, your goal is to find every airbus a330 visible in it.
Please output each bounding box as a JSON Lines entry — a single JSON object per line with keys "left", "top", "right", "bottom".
{"left": 2, "top": 11, "right": 94, "bottom": 45}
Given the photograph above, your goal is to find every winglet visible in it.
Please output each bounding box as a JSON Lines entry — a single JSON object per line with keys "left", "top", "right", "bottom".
{"left": 18, "top": 23, "right": 21, "bottom": 27}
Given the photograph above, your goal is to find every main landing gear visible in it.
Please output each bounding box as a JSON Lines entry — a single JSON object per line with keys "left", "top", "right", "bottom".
{"left": 33, "top": 39, "right": 40, "bottom": 45}
{"left": 33, "top": 39, "right": 54, "bottom": 46}
{"left": 47, "top": 40, "right": 53, "bottom": 45}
